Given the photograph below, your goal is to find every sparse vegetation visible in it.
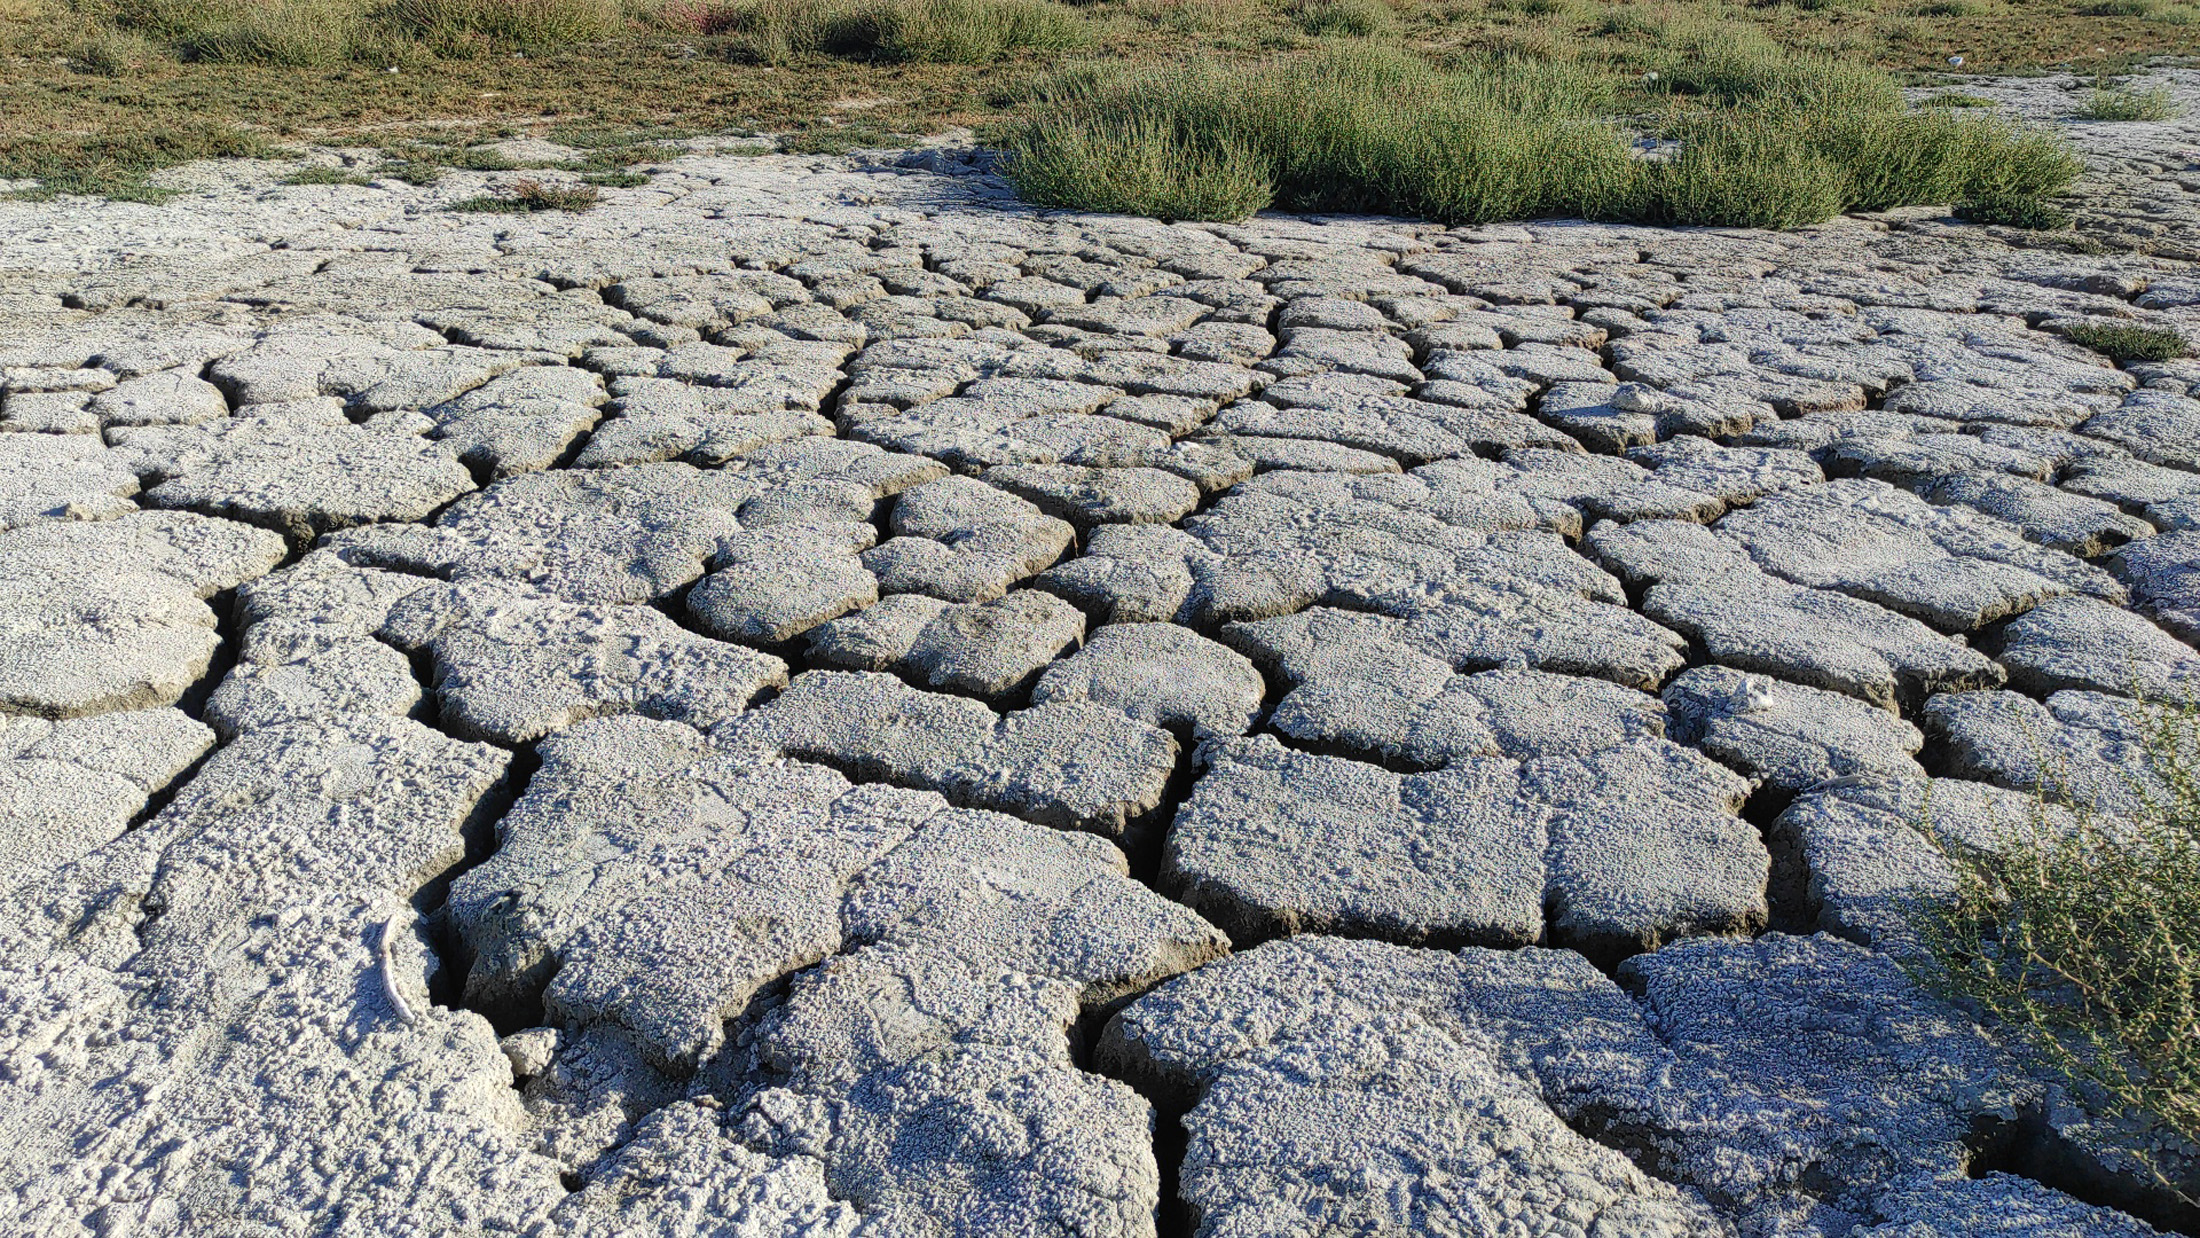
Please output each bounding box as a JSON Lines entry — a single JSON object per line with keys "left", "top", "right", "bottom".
{"left": 450, "top": 175, "right": 601, "bottom": 210}
{"left": 0, "top": 119, "right": 266, "bottom": 200}
{"left": 1913, "top": 699, "right": 2200, "bottom": 1201}
{"left": 281, "top": 164, "right": 374, "bottom": 184}
{"left": 2063, "top": 320, "right": 2193, "bottom": 360}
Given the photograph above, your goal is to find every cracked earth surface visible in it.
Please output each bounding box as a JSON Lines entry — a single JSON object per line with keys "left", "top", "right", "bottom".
{"left": 4, "top": 69, "right": 2200, "bottom": 1238}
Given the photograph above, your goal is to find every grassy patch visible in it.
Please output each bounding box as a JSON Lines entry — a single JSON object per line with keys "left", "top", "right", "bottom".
{"left": 0, "top": 119, "right": 266, "bottom": 200}
{"left": 281, "top": 163, "right": 373, "bottom": 184}
{"left": 2063, "top": 320, "right": 2192, "bottom": 360}
{"left": 376, "top": 159, "right": 446, "bottom": 185}
{"left": 1286, "top": 0, "right": 1400, "bottom": 35}
{"left": 1913, "top": 699, "right": 2200, "bottom": 1195}
{"left": 450, "top": 175, "right": 601, "bottom": 211}
{"left": 2076, "top": 83, "right": 2184, "bottom": 119}
{"left": 1001, "top": 44, "right": 2079, "bottom": 228}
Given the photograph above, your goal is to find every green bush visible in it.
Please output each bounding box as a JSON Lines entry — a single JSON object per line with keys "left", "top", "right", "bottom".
{"left": 1002, "top": 44, "right": 2079, "bottom": 229}
{"left": 1914, "top": 699, "right": 2200, "bottom": 1192}
{"left": 93, "top": 0, "right": 624, "bottom": 64}
{"left": 1956, "top": 191, "right": 2073, "bottom": 229}
{"left": 721, "top": 0, "right": 1086, "bottom": 63}
{"left": 70, "top": 29, "right": 166, "bottom": 74}
{"left": 375, "top": 0, "right": 624, "bottom": 52}
{"left": 2063, "top": 321, "right": 2191, "bottom": 361}
{"left": 1645, "top": 26, "right": 1901, "bottom": 110}
{"left": 1643, "top": 111, "right": 1849, "bottom": 227}
{"left": 1004, "top": 48, "right": 1639, "bottom": 225}
{"left": 2077, "top": 85, "right": 2184, "bottom": 122}
{"left": 181, "top": 0, "right": 361, "bottom": 65}
{"left": 1004, "top": 114, "right": 1274, "bottom": 219}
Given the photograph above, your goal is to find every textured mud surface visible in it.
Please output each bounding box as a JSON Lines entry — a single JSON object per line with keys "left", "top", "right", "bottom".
{"left": 4, "top": 71, "right": 2200, "bottom": 1237}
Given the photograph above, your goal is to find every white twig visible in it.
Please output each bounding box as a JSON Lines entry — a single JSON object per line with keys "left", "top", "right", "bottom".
{"left": 379, "top": 913, "right": 417, "bottom": 1027}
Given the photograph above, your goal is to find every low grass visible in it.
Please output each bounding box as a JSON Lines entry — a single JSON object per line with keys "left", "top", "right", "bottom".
{"left": 2063, "top": 320, "right": 2192, "bottom": 359}
{"left": 1000, "top": 44, "right": 2079, "bottom": 227}
{"left": 1914, "top": 699, "right": 2200, "bottom": 1203}
{"left": 0, "top": 119, "right": 266, "bottom": 200}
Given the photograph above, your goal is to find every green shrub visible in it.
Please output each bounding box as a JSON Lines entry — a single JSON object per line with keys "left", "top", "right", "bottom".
{"left": 2063, "top": 321, "right": 2191, "bottom": 361}
{"left": 2077, "top": 85, "right": 2184, "bottom": 122}
{"left": 1956, "top": 191, "right": 2073, "bottom": 229}
{"left": 95, "top": 0, "right": 625, "bottom": 63}
{"left": 182, "top": 0, "right": 361, "bottom": 65}
{"left": 1286, "top": 0, "right": 1398, "bottom": 36}
{"left": 374, "top": 0, "right": 625, "bottom": 53}
{"left": 1914, "top": 699, "right": 2200, "bottom": 1191}
{"left": 1004, "top": 115, "right": 1275, "bottom": 219}
{"left": 1809, "top": 106, "right": 2052, "bottom": 211}
{"left": 1003, "top": 45, "right": 2078, "bottom": 229}
{"left": 721, "top": 0, "right": 1086, "bottom": 63}
{"left": 70, "top": 29, "right": 166, "bottom": 74}
{"left": 1642, "top": 111, "right": 1848, "bottom": 227}
{"left": 1004, "top": 48, "right": 1640, "bottom": 226}
{"left": 1646, "top": 24, "right": 1901, "bottom": 110}
{"left": 2077, "top": 0, "right": 2153, "bottom": 13}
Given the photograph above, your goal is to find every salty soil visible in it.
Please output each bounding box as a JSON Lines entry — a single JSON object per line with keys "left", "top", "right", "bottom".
{"left": 3, "top": 68, "right": 2200, "bottom": 1238}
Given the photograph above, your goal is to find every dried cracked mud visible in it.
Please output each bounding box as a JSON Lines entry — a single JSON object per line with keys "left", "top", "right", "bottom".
{"left": 4, "top": 70, "right": 2200, "bottom": 1238}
